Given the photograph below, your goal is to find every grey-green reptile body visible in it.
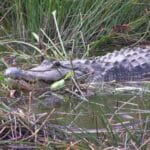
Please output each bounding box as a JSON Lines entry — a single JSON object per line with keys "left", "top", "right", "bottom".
{"left": 5, "top": 47, "right": 150, "bottom": 83}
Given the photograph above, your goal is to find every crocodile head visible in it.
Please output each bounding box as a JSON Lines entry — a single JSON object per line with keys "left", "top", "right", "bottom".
{"left": 4, "top": 60, "right": 87, "bottom": 83}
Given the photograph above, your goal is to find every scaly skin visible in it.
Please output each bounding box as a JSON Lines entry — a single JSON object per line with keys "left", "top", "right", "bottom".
{"left": 5, "top": 46, "right": 150, "bottom": 83}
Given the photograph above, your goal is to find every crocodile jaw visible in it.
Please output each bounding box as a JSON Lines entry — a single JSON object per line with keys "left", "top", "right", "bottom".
{"left": 5, "top": 67, "right": 83, "bottom": 83}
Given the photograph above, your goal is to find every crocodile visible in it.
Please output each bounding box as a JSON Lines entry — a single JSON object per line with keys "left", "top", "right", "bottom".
{"left": 5, "top": 46, "right": 150, "bottom": 85}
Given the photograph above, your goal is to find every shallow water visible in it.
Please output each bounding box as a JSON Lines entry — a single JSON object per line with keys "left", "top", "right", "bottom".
{"left": 34, "top": 84, "right": 150, "bottom": 130}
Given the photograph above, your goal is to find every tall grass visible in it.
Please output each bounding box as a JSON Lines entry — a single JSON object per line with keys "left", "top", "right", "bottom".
{"left": 0, "top": 0, "right": 149, "bottom": 58}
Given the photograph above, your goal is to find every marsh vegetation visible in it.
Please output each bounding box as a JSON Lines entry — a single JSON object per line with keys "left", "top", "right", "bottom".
{"left": 0, "top": 0, "right": 149, "bottom": 149}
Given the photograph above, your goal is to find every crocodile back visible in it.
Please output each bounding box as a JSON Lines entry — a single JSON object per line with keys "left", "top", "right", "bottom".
{"left": 89, "top": 47, "right": 150, "bottom": 82}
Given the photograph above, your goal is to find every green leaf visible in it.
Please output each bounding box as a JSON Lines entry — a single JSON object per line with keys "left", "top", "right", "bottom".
{"left": 50, "top": 79, "right": 65, "bottom": 91}
{"left": 64, "top": 71, "right": 74, "bottom": 80}
{"left": 0, "top": 75, "right": 4, "bottom": 82}
{"left": 32, "top": 32, "right": 39, "bottom": 42}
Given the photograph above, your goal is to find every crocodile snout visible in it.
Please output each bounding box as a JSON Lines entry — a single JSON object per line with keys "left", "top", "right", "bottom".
{"left": 5, "top": 67, "right": 22, "bottom": 79}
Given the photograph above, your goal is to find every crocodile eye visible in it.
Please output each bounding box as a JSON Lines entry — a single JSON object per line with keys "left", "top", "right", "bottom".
{"left": 53, "top": 61, "right": 61, "bottom": 67}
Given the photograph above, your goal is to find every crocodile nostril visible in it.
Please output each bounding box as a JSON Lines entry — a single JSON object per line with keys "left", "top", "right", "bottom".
{"left": 5, "top": 67, "right": 22, "bottom": 79}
